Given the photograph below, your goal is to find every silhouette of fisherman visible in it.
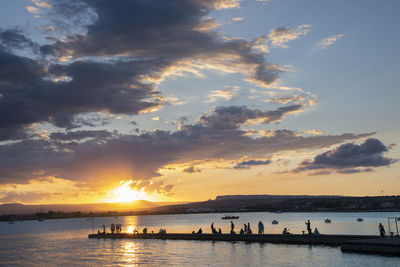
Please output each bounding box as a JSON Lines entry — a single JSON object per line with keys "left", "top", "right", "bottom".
{"left": 247, "top": 223, "right": 252, "bottom": 234}
{"left": 378, "top": 223, "right": 386, "bottom": 238}
{"left": 211, "top": 222, "right": 214, "bottom": 233}
{"left": 305, "top": 220, "right": 312, "bottom": 235}
{"left": 258, "top": 221, "right": 264, "bottom": 234}
{"left": 230, "top": 221, "right": 235, "bottom": 234}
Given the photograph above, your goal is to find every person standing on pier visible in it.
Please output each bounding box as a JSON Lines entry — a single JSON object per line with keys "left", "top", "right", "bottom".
{"left": 247, "top": 223, "right": 252, "bottom": 234}
{"left": 211, "top": 222, "right": 214, "bottom": 233}
{"left": 244, "top": 223, "right": 247, "bottom": 234}
{"left": 305, "top": 220, "right": 312, "bottom": 235}
{"left": 258, "top": 221, "right": 264, "bottom": 234}
{"left": 378, "top": 223, "right": 386, "bottom": 237}
{"left": 230, "top": 221, "right": 235, "bottom": 234}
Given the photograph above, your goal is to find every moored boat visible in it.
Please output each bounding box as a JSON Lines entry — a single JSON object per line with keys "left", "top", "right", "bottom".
{"left": 356, "top": 217, "right": 363, "bottom": 222}
{"left": 272, "top": 220, "right": 278, "bottom": 225}
{"left": 221, "top": 216, "right": 239, "bottom": 220}
{"left": 324, "top": 219, "right": 331, "bottom": 223}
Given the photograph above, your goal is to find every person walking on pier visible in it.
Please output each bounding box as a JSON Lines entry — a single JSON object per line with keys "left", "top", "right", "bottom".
{"left": 378, "top": 223, "right": 386, "bottom": 237}
{"left": 258, "top": 221, "right": 264, "bottom": 234}
{"left": 305, "top": 220, "right": 312, "bottom": 235}
{"left": 247, "top": 223, "right": 252, "bottom": 234}
{"left": 230, "top": 221, "right": 235, "bottom": 234}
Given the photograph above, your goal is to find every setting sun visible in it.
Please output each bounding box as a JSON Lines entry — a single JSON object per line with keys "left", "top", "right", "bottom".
{"left": 106, "top": 180, "right": 145, "bottom": 203}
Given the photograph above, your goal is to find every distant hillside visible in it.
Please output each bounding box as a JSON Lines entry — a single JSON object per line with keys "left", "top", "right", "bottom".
{"left": 0, "top": 200, "right": 175, "bottom": 215}
{"left": 155, "top": 194, "right": 400, "bottom": 213}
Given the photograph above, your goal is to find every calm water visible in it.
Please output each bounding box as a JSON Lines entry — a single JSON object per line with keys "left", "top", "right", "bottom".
{"left": 1, "top": 212, "right": 399, "bottom": 266}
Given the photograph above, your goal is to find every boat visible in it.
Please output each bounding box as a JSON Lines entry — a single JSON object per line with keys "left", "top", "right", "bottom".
{"left": 221, "top": 216, "right": 239, "bottom": 220}
{"left": 357, "top": 217, "right": 363, "bottom": 222}
{"left": 272, "top": 220, "right": 279, "bottom": 225}
{"left": 324, "top": 219, "right": 331, "bottom": 223}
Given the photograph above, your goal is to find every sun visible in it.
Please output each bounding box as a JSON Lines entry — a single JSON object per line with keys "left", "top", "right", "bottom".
{"left": 107, "top": 180, "right": 145, "bottom": 203}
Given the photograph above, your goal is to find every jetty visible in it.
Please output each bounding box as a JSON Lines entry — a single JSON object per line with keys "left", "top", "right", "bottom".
{"left": 88, "top": 232, "right": 399, "bottom": 255}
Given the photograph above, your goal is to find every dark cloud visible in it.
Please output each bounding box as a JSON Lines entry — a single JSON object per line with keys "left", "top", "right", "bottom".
{"left": 0, "top": 28, "right": 37, "bottom": 51}
{"left": 234, "top": 159, "right": 272, "bottom": 169}
{"left": 183, "top": 166, "right": 202, "bottom": 173}
{"left": 0, "top": 50, "right": 164, "bottom": 139}
{"left": 199, "top": 104, "right": 303, "bottom": 129}
{"left": 49, "top": 130, "right": 114, "bottom": 141}
{"left": 291, "top": 138, "right": 397, "bottom": 175}
{"left": 0, "top": 105, "right": 372, "bottom": 185}
{"left": 40, "top": 0, "right": 280, "bottom": 87}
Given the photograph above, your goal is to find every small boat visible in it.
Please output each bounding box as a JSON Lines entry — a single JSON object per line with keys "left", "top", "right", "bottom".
{"left": 357, "top": 217, "right": 363, "bottom": 222}
{"left": 324, "top": 219, "right": 331, "bottom": 223}
{"left": 272, "top": 220, "right": 279, "bottom": 225}
{"left": 221, "top": 216, "right": 239, "bottom": 220}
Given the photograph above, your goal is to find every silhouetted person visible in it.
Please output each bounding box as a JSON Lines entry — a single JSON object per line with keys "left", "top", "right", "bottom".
{"left": 305, "top": 220, "right": 312, "bottom": 235}
{"left": 143, "top": 228, "right": 147, "bottom": 234}
{"left": 102, "top": 224, "right": 106, "bottom": 234}
{"left": 218, "top": 228, "right": 222, "bottom": 234}
{"left": 314, "top": 228, "right": 320, "bottom": 235}
{"left": 244, "top": 223, "right": 247, "bottom": 234}
{"left": 211, "top": 222, "right": 214, "bottom": 233}
{"left": 258, "top": 221, "right": 264, "bottom": 234}
{"left": 230, "top": 221, "right": 235, "bottom": 234}
{"left": 379, "top": 223, "right": 386, "bottom": 237}
{"left": 240, "top": 228, "right": 244, "bottom": 235}
{"left": 198, "top": 228, "right": 203, "bottom": 234}
{"left": 283, "top": 227, "right": 290, "bottom": 234}
{"left": 247, "top": 223, "right": 252, "bottom": 234}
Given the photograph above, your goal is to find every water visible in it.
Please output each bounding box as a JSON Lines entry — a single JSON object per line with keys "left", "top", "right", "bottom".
{"left": 1, "top": 212, "right": 399, "bottom": 266}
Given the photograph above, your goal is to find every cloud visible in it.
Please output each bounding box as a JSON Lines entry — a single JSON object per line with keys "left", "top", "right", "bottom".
{"left": 0, "top": 0, "right": 287, "bottom": 141}
{"left": 234, "top": 159, "right": 272, "bottom": 169}
{"left": 268, "top": 25, "right": 311, "bottom": 48}
{"left": 291, "top": 138, "right": 397, "bottom": 175}
{"left": 314, "top": 34, "right": 344, "bottom": 50}
{"left": 25, "top": 6, "right": 40, "bottom": 14}
{"left": 129, "top": 179, "right": 174, "bottom": 197}
{"left": 0, "top": 104, "right": 373, "bottom": 185}
{"left": 231, "top": 17, "right": 244, "bottom": 22}
{"left": 183, "top": 166, "right": 202, "bottom": 173}
{"left": 206, "top": 87, "right": 239, "bottom": 103}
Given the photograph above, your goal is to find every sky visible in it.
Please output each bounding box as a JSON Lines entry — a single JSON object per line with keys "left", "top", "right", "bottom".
{"left": 0, "top": 0, "right": 399, "bottom": 204}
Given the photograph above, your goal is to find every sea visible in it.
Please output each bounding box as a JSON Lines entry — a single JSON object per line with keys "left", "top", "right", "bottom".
{"left": 1, "top": 212, "right": 399, "bottom": 266}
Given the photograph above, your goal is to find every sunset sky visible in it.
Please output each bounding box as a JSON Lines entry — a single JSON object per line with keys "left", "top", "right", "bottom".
{"left": 0, "top": 0, "right": 399, "bottom": 204}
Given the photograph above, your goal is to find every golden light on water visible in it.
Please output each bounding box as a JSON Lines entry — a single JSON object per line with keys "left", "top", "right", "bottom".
{"left": 106, "top": 180, "right": 146, "bottom": 203}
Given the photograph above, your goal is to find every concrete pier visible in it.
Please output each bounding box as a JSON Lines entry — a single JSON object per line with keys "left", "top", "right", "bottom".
{"left": 88, "top": 233, "right": 377, "bottom": 246}
{"left": 341, "top": 237, "right": 400, "bottom": 256}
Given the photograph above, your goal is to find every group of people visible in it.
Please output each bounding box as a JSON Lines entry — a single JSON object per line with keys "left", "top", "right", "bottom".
{"left": 305, "top": 220, "right": 320, "bottom": 235}
{"left": 100, "top": 223, "right": 122, "bottom": 234}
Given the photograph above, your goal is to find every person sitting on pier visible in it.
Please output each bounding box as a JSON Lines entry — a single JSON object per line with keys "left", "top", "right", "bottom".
{"left": 133, "top": 228, "right": 139, "bottom": 234}
{"left": 314, "top": 228, "right": 320, "bottom": 235}
{"left": 239, "top": 228, "right": 244, "bottom": 235}
{"left": 378, "top": 223, "right": 386, "bottom": 238}
{"left": 218, "top": 228, "right": 222, "bottom": 234}
{"left": 283, "top": 227, "right": 291, "bottom": 235}
{"left": 197, "top": 228, "right": 203, "bottom": 234}
{"left": 258, "top": 221, "right": 264, "bottom": 234}
{"left": 143, "top": 228, "right": 148, "bottom": 234}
